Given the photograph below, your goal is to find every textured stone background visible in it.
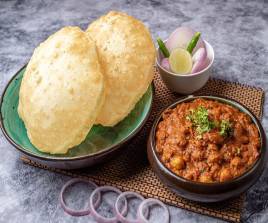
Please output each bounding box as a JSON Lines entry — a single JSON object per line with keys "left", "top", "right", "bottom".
{"left": 0, "top": 0, "right": 267, "bottom": 222}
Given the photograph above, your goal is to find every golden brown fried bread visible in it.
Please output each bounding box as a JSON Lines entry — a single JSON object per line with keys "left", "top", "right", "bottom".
{"left": 18, "top": 26, "right": 105, "bottom": 154}
{"left": 86, "top": 11, "right": 155, "bottom": 126}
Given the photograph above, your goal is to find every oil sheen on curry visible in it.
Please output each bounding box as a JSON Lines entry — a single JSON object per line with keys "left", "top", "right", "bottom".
{"left": 156, "top": 98, "right": 260, "bottom": 183}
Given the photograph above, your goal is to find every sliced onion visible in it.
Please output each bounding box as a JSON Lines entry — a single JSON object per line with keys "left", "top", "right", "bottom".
{"left": 191, "top": 47, "right": 207, "bottom": 74}
{"left": 89, "top": 186, "right": 127, "bottom": 223}
{"left": 60, "top": 178, "right": 100, "bottom": 217}
{"left": 160, "top": 58, "right": 170, "bottom": 71}
{"left": 166, "top": 27, "right": 204, "bottom": 54}
{"left": 115, "top": 191, "right": 146, "bottom": 223}
{"left": 137, "top": 198, "right": 170, "bottom": 223}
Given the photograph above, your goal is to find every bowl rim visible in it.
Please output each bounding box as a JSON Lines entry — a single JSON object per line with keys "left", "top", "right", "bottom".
{"left": 156, "top": 40, "right": 214, "bottom": 77}
{"left": 149, "top": 95, "right": 266, "bottom": 187}
{"left": 0, "top": 64, "right": 155, "bottom": 161}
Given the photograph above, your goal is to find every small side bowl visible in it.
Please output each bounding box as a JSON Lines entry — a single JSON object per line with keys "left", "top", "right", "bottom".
{"left": 156, "top": 40, "right": 214, "bottom": 95}
{"left": 147, "top": 95, "right": 267, "bottom": 202}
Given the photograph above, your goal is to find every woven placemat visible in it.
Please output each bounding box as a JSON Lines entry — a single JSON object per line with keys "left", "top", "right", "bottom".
{"left": 22, "top": 71, "right": 265, "bottom": 223}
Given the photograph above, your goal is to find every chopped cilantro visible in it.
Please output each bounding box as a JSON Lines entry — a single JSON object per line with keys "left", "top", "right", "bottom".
{"left": 219, "top": 120, "right": 232, "bottom": 137}
{"left": 187, "top": 106, "right": 233, "bottom": 138}
{"left": 186, "top": 106, "right": 215, "bottom": 136}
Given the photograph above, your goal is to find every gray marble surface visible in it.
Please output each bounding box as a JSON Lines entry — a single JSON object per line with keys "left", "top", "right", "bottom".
{"left": 0, "top": 0, "right": 268, "bottom": 222}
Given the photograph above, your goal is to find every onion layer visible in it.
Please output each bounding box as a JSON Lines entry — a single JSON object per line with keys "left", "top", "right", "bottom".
{"left": 166, "top": 27, "right": 204, "bottom": 54}
{"left": 160, "top": 58, "right": 170, "bottom": 71}
{"left": 115, "top": 191, "right": 145, "bottom": 223}
{"left": 60, "top": 180, "right": 171, "bottom": 222}
{"left": 89, "top": 186, "right": 127, "bottom": 223}
{"left": 191, "top": 47, "right": 208, "bottom": 74}
{"left": 137, "top": 198, "right": 170, "bottom": 223}
{"left": 60, "top": 178, "right": 100, "bottom": 217}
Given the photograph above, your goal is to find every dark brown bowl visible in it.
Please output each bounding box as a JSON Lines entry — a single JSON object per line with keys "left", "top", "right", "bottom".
{"left": 147, "top": 95, "right": 267, "bottom": 202}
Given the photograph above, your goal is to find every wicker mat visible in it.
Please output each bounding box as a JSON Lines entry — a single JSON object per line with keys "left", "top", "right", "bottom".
{"left": 22, "top": 71, "right": 265, "bottom": 223}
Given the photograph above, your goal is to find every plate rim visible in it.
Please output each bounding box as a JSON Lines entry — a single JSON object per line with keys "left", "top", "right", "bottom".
{"left": 0, "top": 64, "right": 154, "bottom": 161}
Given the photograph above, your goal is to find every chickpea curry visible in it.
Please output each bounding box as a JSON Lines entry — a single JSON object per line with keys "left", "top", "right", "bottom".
{"left": 155, "top": 98, "right": 260, "bottom": 183}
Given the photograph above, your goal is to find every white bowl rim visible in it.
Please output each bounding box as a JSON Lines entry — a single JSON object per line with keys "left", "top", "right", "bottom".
{"left": 156, "top": 40, "right": 214, "bottom": 77}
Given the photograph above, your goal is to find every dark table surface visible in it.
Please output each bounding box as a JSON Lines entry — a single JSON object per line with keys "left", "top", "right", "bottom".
{"left": 0, "top": 0, "right": 267, "bottom": 222}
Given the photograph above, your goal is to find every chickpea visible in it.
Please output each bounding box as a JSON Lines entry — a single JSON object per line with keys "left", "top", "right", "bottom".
{"left": 193, "top": 139, "right": 203, "bottom": 148}
{"left": 233, "top": 123, "right": 244, "bottom": 138}
{"left": 156, "top": 146, "right": 162, "bottom": 154}
{"left": 251, "top": 138, "right": 260, "bottom": 148}
{"left": 231, "top": 157, "right": 241, "bottom": 167}
{"left": 233, "top": 123, "right": 249, "bottom": 144}
{"left": 219, "top": 168, "right": 233, "bottom": 182}
{"left": 211, "top": 164, "right": 220, "bottom": 179}
{"left": 191, "top": 150, "right": 202, "bottom": 161}
{"left": 203, "top": 132, "right": 224, "bottom": 145}
{"left": 170, "top": 155, "right": 185, "bottom": 170}
{"left": 240, "top": 136, "right": 249, "bottom": 144}
{"left": 221, "top": 112, "right": 231, "bottom": 121}
{"left": 183, "top": 152, "right": 190, "bottom": 162}
{"left": 162, "top": 150, "right": 172, "bottom": 162}
{"left": 223, "top": 150, "right": 232, "bottom": 162}
{"left": 207, "top": 144, "right": 218, "bottom": 151}
{"left": 210, "top": 133, "right": 225, "bottom": 144}
{"left": 248, "top": 157, "right": 255, "bottom": 166}
{"left": 156, "top": 130, "right": 166, "bottom": 140}
{"left": 199, "top": 174, "right": 213, "bottom": 183}
{"left": 238, "top": 114, "right": 251, "bottom": 126}
{"left": 184, "top": 172, "right": 193, "bottom": 181}
{"left": 242, "top": 151, "right": 249, "bottom": 163}
{"left": 207, "top": 151, "right": 220, "bottom": 163}
{"left": 248, "top": 124, "right": 259, "bottom": 138}
{"left": 211, "top": 163, "right": 220, "bottom": 174}
{"left": 178, "top": 137, "right": 187, "bottom": 147}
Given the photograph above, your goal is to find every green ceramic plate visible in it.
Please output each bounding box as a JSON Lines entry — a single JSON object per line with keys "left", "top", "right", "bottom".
{"left": 0, "top": 65, "right": 153, "bottom": 168}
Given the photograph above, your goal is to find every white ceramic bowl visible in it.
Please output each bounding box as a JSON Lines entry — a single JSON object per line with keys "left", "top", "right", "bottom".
{"left": 156, "top": 40, "right": 214, "bottom": 94}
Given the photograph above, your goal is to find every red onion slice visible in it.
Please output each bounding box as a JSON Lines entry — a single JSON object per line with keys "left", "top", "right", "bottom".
{"left": 161, "top": 58, "right": 170, "bottom": 71}
{"left": 137, "top": 198, "right": 170, "bottom": 223}
{"left": 89, "top": 186, "right": 127, "bottom": 223}
{"left": 60, "top": 178, "right": 100, "bottom": 217}
{"left": 115, "top": 191, "right": 146, "bottom": 223}
{"left": 191, "top": 47, "right": 207, "bottom": 74}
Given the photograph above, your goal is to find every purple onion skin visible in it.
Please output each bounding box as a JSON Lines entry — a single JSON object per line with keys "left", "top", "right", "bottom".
{"left": 115, "top": 191, "right": 146, "bottom": 223}
{"left": 60, "top": 178, "right": 100, "bottom": 217}
{"left": 89, "top": 186, "right": 127, "bottom": 223}
{"left": 60, "top": 181, "right": 171, "bottom": 222}
{"left": 166, "top": 27, "right": 205, "bottom": 54}
{"left": 191, "top": 47, "right": 208, "bottom": 74}
{"left": 161, "top": 58, "right": 170, "bottom": 71}
{"left": 137, "top": 198, "right": 170, "bottom": 223}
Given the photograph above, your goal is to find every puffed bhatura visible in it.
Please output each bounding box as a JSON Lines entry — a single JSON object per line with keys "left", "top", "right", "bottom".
{"left": 18, "top": 27, "right": 105, "bottom": 154}
{"left": 86, "top": 11, "right": 155, "bottom": 126}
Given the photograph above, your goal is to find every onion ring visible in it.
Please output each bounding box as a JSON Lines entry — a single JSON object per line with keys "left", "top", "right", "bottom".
{"left": 115, "top": 191, "right": 146, "bottom": 223}
{"left": 89, "top": 186, "right": 127, "bottom": 223}
{"left": 137, "top": 198, "right": 170, "bottom": 223}
{"left": 60, "top": 178, "right": 100, "bottom": 216}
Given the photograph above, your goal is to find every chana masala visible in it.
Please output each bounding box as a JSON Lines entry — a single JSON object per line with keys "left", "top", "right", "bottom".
{"left": 155, "top": 98, "right": 260, "bottom": 183}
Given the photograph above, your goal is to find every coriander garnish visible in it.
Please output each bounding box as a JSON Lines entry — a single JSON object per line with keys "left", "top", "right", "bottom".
{"left": 186, "top": 106, "right": 215, "bottom": 136}
{"left": 186, "top": 106, "right": 234, "bottom": 138}
{"left": 219, "top": 120, "right": 233, "bottom": 137}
